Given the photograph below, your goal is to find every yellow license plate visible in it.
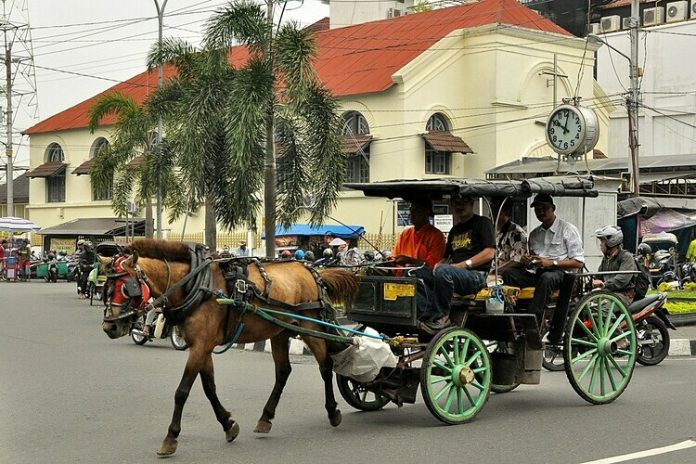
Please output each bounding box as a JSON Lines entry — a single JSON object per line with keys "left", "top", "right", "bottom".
{"left": 383, "top": 283, "right": 416, "bottom": 301}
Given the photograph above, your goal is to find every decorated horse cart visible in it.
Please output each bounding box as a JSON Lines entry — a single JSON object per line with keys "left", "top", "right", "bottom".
{"left": 99, "top": 177, "right": 638, "bottom": 456}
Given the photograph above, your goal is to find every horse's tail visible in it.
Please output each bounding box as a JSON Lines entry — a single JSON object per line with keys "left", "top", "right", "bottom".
{"left": 319, "top": 268, "right": 360, "bottom": 306}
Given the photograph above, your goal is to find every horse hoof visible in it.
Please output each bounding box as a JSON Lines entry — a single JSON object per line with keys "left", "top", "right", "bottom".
{"left": 226, "top": 420, "right": 240, "bottom": 442}
{"left": 254, "top": 420, "right": 272, "bottom": 434}
{"left": 156, "top": 438, "right": 178, "bottom": 456}
{"left": 329, "top": 410, "right": 342, "bottom": 427}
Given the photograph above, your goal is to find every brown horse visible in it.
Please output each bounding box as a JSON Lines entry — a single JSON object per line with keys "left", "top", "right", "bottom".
{"left": 101, "top": 239, "right": 359, "bottom": 456}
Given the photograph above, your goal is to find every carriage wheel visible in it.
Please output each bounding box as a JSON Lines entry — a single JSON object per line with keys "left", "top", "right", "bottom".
{"left": 420, "top": 328, "right": 491, "bottom": 424}
{"left": 564, "top": 291, "right": 636, "bottom": 405}
{"left": 336, "top": 375, "right": 390, "bottom": 411}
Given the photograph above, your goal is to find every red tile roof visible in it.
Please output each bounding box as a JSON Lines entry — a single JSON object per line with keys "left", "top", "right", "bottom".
{"left": 25, "top": 0, "right": 569, "bottom": 135}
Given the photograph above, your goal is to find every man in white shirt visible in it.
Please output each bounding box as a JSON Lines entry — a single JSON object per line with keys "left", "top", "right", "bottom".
{"left": 502, "top": 193, "right": 584, "bottom": 345}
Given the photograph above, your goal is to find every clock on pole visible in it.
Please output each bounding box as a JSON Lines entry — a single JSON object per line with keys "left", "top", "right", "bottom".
{"left": 545, "top": 104, "right": 599, "bottom": 156}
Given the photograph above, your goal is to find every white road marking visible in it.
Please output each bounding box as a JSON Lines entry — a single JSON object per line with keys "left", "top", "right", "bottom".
{"left": 579, "top": 439, "right": 696, "bottom": 464}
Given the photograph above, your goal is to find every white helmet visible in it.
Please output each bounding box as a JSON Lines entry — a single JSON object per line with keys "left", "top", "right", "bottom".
{"left": 594, "top": 225, "right": 623, "bottom": 248}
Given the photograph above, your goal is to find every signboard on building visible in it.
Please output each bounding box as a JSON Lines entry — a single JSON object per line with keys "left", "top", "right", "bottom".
{"left": 434, "top": 214, "right": 453, "bottom": 233}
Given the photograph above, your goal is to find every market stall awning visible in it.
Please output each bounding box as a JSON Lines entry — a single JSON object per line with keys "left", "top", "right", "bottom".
{"left": 421, "top": 131, "right": 473, "bottom": 154}
{"left": 26, "top": 161, "right": 67, "bottom": 178}
{"left": 0, "top": 216, "right": 41, "bottom": 232}
{"left": 269, "top": 224, "right": 365, "bottom": 239}
{"left": 37, "top": 217, "right": 145, "bottom": 236}
{"left": 72, "top": 159, "right": 94, "bottom": 175}
{"left": 341, "top": 135, "right": 373, "bottom": 155}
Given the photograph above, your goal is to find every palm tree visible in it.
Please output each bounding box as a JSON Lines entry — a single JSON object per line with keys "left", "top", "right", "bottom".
{"left": 88, "top": 91, "right": 185, "bottom": 238}
{"left": 147, "top": 41, "right": 235, "bottom": 249}
{"left": 159, "top": 0, "right": 344, "bottom": 257}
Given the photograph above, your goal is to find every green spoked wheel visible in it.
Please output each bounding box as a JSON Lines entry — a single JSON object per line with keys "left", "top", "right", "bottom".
{"left": 564, "top": 291, "right": 637, "bottom": 405}
{"left": 421, "top": 328, "right": 491, "bottom": 424}
{"left": 336, "top": 375, "right": 390, "bottom": 411}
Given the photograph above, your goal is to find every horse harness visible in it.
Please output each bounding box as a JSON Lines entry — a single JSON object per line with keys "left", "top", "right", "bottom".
{"left": 103, "top": 245, "right": 330, "bottom": 346}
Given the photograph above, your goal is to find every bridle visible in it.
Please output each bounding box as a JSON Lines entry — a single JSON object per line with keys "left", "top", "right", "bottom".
{"left": 102, "top": 255, "right": 152, "bottom": 324}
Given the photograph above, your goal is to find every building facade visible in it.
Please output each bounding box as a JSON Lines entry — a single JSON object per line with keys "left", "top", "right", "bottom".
{"left": 24, "top": 0, "right": 611, "bottom": 239}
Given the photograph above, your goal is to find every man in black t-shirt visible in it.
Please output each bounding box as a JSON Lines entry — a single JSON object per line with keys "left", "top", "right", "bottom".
{"left": 425, "top": 196, "right": 496, "bottom": 330}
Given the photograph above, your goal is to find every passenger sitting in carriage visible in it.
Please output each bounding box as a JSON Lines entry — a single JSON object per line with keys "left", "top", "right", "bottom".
{"left": 502, "top": 193, "right": 584, "bottom": 346}
{"left": 389, "top": 197, "right": 446, "bottom": 316}
{"left": 424, "top": 195, "right": 496, "bottom": 330}
{"left": 492, "top": 200, "right": 528, "bottom": 276}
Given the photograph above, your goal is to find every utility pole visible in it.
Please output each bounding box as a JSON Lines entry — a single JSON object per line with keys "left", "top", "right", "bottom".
{"left": 1, "top": 0, "right": 38, "bottom": 218}
{"left": 4, "top": 29, "right": 12, "bottom": 217}
{"left": 628, "top": 0, "right": 641, "bottom": 197}
{"left": 154, "top": 0, "right": 168, "bottom": 239}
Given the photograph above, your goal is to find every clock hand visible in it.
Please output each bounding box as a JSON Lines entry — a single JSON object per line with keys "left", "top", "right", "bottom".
{"left": 562, "top": 114, "right": 570, "bottom": 134}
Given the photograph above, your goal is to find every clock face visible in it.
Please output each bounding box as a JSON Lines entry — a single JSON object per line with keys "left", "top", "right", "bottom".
{"left": 546, "top": 106, "right": 584, "bottom": 154}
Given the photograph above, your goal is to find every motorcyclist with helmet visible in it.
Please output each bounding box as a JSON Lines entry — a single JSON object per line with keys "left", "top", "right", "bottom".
{"left": 77, "top": 239, "right": 96, "bottom": 299}
{"left": 592, "top": 225, "right": 638, "bottom": 304}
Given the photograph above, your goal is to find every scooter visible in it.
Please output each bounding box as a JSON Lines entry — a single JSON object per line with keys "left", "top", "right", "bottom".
{"left": 628, "top": 292, "right": 676, "bottom": 366}
{"left": 130, "top": 312, "right": 188, "bottom": 351}
{"left": 542, "top": 289, "right": 675, "bottom": 370}
{"left": 44, "top": 258, "right": 58, "bottom": 283}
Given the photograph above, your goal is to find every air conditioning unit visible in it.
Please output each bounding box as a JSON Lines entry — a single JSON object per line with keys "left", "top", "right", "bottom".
{"left": 589, "top": 23, "right": 601, "bottom": 34}
{"left": 643, "top": 7, "right": 665, "bottom": 26}
{"left": 666, "top": 1, "right": 688, "bottom": 22}
{"left": 691, "top": 0, "right": 696, "bottom": 19}
{"left": 622, "top": 17, "right": 633, "bottom": 29}
{"left": 386, "top": 8, "right": 402, "bottom": 18}
{"left": 600, "top": 15, "right": 621, "bottom": 33}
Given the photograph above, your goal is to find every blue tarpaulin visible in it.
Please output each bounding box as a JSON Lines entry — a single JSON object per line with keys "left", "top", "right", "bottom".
{"left": 269, "top": 224, "right": 365, "bottom": 239}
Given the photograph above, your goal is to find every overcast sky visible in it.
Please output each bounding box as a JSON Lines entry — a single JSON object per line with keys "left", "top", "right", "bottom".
{"left": 6, "top": 0, "right": 328, "bottom": 169}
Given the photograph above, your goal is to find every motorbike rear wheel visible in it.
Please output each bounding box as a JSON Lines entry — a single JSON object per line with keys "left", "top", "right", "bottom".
{"left": 169, "top": 325, "right": 188, "bottom": 351}
{"left": 131, "top": 316, "right": 148, "bottom": 346}
{"left": 636, "top": 315, "right": 670, "bottom": 366}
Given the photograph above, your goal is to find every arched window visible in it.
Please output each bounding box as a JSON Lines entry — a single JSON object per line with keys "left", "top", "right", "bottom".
{"left": 45, "top": 143, "right": 66, "bottom": 202}
{"left": 342, "top": 111, "right": 371, "bottom": 184}
{"left": 90, "top": 137, "right": 109, "bottom": 159}
{"left": 89, "top": 138, "right": 113, "bottom": 201}
{"left": 425, "top": 113, "right": 451, "bottom": 175}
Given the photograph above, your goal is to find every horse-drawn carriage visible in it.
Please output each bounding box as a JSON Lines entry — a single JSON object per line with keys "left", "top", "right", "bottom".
{"left": 98, "top": 176, "right": 639, "bottom": 456}
{"left": 334, "top": 177, "right": 638, "bottom": 423}
{"left": 87, "top": 241, "right": 122, "bottom": 306}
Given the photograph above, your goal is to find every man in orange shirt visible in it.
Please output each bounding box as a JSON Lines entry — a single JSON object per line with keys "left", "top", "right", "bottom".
{"left": 391, "top": 198, "right": 446, "bottom": 317}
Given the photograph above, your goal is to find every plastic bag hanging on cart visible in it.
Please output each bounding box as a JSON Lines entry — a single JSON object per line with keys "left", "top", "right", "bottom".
{"left": 331, "top": 327, "right": 398, "bottom": 383}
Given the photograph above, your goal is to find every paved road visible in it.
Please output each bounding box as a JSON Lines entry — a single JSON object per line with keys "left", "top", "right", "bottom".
{"left": 2, "top": 282, "right": 696, "bottom": 464}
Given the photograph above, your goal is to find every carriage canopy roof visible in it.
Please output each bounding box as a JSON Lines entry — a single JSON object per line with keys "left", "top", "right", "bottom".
{"left": 344, "top": 177, "right": 598, "bottom": 201}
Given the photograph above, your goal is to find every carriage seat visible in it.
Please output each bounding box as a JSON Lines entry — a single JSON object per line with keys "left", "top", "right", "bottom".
{"left": 454, "top": 286, "right": 520, "bottom": 304}
{"left": 517, "top": 288, "right": 560, "bottom": 300}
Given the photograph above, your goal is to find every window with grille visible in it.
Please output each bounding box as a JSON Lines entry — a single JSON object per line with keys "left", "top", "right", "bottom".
{"left": 425, "top": 113, "right": 451, "bottom": 175}
{"left": 46, "top": 143, "right": 66, "bottom": 203}
{"left": 342, "top": 111, "right": 370, "bottom": 184}
{"left": 90, "top": 138, "right": 113, "bottom": 201}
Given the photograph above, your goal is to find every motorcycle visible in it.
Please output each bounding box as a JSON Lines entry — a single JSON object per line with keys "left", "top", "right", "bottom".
{"left": 681, "top": 261, "right": 696, "bottom": 284}
{"left": 630, "top": 293, "right": 676, "bottom": 366}
{"left": 44, "top": 258, "right": 58, "bottom": 283}
{"left": 543, "top": 291, "right": 675, "bottom": 369}
{"left": 130, "top": 312, "right": 188, "bottom": 351}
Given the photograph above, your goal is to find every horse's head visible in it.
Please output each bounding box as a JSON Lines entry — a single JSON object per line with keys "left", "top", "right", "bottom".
{"left": 102, "top": 252, "right": 152, "bottom": 339}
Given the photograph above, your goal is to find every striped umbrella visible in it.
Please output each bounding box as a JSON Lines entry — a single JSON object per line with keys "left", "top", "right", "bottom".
{"left": 0, "top": 216, "right": 41, "bottom": 232}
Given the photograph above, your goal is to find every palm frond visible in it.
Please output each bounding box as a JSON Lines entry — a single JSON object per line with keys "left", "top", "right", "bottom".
{"left": 111, "top": 168, "right": 137, "bottom": 217}
{"left": 275, "top": 110, "right": 308, "bottom": 227}
{"left": 146, "top": 37, "right": 198, "bottom": 78}
{"left": 87, "top": 91, "right": 143, "bottom": 133}
{"left": 204, "top": 0, "right": 270, "bottom": 54}
{"left": 275, "top": 21, "right": 316, "bottom": 97}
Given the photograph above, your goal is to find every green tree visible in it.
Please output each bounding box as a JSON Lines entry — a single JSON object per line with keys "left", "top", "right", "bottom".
{"left": 88, "top": 91, "right": 185, "bottom": 238}
{"left": 409, "top": 0, "right": 433, "bottom": 13}
{"left": 194, "top": 0, "right": 345, "bottom": 257}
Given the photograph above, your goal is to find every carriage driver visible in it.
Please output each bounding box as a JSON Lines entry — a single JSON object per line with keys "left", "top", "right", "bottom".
{"left": 502, "top": 193, "right": 584, "bottom": 346}
{"left": 424, "top": 195, "right": 496, "bottom": 331}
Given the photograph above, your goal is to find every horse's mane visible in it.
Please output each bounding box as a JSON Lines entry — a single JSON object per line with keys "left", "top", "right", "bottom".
{"left": 126, "top": 239, "right": 191, "bottom": 263}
